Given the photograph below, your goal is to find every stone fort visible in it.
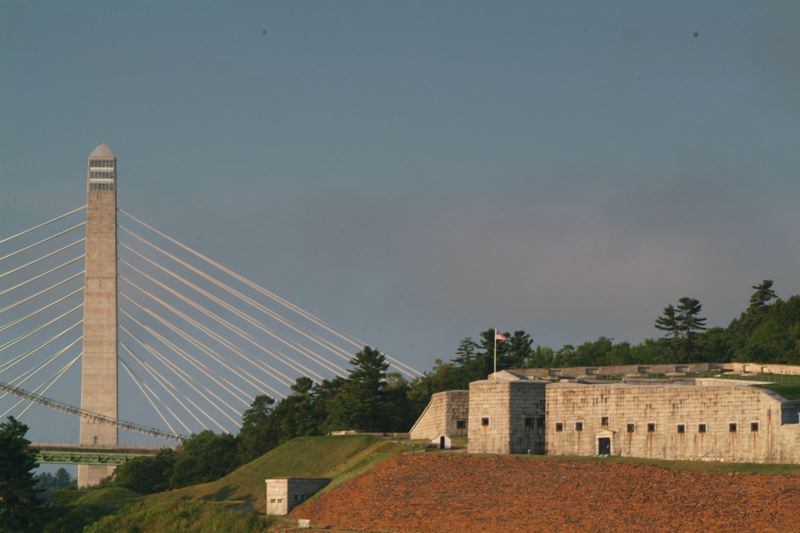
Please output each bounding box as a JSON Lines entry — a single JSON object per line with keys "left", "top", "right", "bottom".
{"left": 410, "top": 362, "right": 800, "bottom": 464}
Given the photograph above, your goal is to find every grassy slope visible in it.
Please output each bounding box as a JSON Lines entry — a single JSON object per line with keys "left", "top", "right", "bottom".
{"left": 157, "top": 435, "right": 423, "bottom": 507}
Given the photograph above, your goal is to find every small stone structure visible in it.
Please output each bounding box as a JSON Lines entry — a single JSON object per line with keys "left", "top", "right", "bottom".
{"left": 409, "top": 390, "right": 468, "bottom": 440}
{"left": 265, "top": 478, "right": 330, "bottom": 515}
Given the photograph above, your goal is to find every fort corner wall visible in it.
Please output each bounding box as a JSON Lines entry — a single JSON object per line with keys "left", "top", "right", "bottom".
{"left": 468, "top": 380, "right": 546, "bottom": 454}
{"left": 409, "top": 390, "right": 468, "bottom": 440}
{"left": 266, "top": 478, "right": 330, "bottom": 515}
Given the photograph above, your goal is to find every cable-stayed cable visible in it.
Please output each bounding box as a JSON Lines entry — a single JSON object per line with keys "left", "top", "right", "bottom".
{"left": 0, "top": 271, "right": 84, "bottom": 316}
{"left": 118, "top": 211, "right": 422, "bottom": 377}
{"left": 0, "top": 286, "right": 83, "bottom": 334}
{"left": 119, "top": 282, "right": 289, "bottom": 397}
{"left": 119, "top": 340, "right": 201, "bottom": 434}
{"left": 119, "top": 236, "right": 354, "bottom": 365}
{"left": 0, "top": 303, "right": 83, "bottom": 353}
{"left": 119, "top": 290, "right": 270, "bottom": 403}
{"left": 10, "top": 352, "right": 82, "bottom": 420}
{"left": 0, "top": 336, "right": 81, "bottom": 401}
{"left": 0, "top": 255, "right": 85, "bottom": 298}
{"left": 120, "top": 356, "right": 178, "bottom": 435}
{"left": 119, "top": 244, "right": 347, "bottom": 376}
{"left": 0, "top": 206, "right": 86, "bottom": 247}
{"left": 120, "top": 307, "right": 248, "bottom": 419}
{"left": 0, "top": 320, "right": 83, "bottom": 374}
{"left": 119, "top": 263, "right": 325, "bottom": 381}
{"left": 0, "top": 221, "right": 87, "bottom": 263}
{"left": 0, "top": 239, "right": 85, "bottom": 280}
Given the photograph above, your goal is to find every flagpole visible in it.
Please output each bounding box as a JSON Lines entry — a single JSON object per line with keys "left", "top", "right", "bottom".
{"left": 493, "top": 327, "right": 497, "bottom": 380}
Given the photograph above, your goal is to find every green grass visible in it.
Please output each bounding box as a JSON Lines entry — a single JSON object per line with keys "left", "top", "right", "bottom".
{"left": 695, "top": 372, "right": 800, "bottom": 400}
{"left": 159, "top": 435, "right": 423, "bottom": 507}
{"left": 84, "top": 498, "right": 272, "bottom": 533}
{"left": 43, "top": 487, "right": 141, "bottom": 533}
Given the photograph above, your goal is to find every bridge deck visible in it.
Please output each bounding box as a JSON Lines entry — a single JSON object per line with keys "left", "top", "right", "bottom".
{"left": 31, "top": 442, "right": 176, "bottom": 465}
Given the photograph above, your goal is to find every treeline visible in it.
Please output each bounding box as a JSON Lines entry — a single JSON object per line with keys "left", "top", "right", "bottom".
{"left": 111, "top": 347, "right": 414, "bottom": 494}
{"left": 111, "top": 279, "right": 800, "bottom": 494}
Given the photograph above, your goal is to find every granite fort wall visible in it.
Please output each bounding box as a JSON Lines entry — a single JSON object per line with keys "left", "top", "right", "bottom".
{"left": 409, "top": 390, "right": 469, "bottom": 440}
{"left": 545, "top": 383, "right": 800, "bottom": 464}
{"left": 468, "top": 380, "right": 546, "bottom": 454}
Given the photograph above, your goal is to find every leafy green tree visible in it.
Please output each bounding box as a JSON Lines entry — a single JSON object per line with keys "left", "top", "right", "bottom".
{"left": 169, "top": 431, "right": 238, "bottom": 488}
{"left": 749, "top": 280, "right": 777, "bottom": 311}
{"left": 272, "top": 377, "right": 321, "bottom": 441}
{"left": 113, "top": 449, "right": 176, "bottom": 494}
{"left": 0, "top": 417, "right": 43, "bottom": 532}
{"left": 237, "top": 395, "right": 277, "bottom": 464}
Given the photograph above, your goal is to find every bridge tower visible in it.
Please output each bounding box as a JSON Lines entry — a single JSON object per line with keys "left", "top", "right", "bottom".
{"left": 78, "top": 143, "right": 119, "bottom": 487}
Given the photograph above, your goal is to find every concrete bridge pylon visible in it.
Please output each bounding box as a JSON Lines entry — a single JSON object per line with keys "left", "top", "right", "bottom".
{"left": 78, "top": 143, "right": 119, "bottom": 487}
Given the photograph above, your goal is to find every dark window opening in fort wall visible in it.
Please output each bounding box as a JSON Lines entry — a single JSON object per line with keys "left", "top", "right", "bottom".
{"left": 647, "top": 423, "right": 655, "bottom": 433}
{"left": 481, "top": 417, "right": 490, "bottom": 427}
{"left": 575, "top": 422, "right": 583, "bottom": 431}
{"left": 699, "top": 424, "right": 707, "bottom": 433}
{"left": 677, "top": 424, "right": 685, "bottom": 434}
{"left": 555, "top": 422, "right": 563, "bottom": 432}
{"left": 456, "top": 420, "right": 467, "bottom": 430}
{"left": 601, "top": 416, "right": 609, "bottom": 426}
{"left": 751, "top": 422, "right": 759, "bottom": 432}
{"left": 729, "top": 423, "right": 737, "bottom": 433}
{"left": 627, "top": 423, "right": 635, "bottom": 433}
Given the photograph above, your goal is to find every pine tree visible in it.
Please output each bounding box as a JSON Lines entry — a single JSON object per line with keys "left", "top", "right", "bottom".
{"left": 749, "top": 280, "right": 777, "bottom": 311}
{"left": 0, "top": 417, "right": 43, "bottom": 532}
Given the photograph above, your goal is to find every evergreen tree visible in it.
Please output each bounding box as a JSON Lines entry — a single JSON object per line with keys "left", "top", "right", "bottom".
{"left": 676, "top": 297, "right": 707, "bottom": 362}
{"left": 749, "top": 280, "right": 777, "bottom": 311}
{"left": 0, "top": 417, "right": 43, "bottom": 532}
{"left": 237, "top": 395, "right": 278, "bottom": 464}
{"left": 327, "top": 346, "right": 390, "bottom": 432}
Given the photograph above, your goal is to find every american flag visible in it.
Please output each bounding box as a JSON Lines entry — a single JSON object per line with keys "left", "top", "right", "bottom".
{"left": 495, "top": 331, "right": 509, "bottom": 341}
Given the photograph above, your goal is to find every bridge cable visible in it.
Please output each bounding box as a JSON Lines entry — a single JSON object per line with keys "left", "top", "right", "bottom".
{"left": 119, "top": 336, "right": 217, "bottom": 433}
{"left": 0, "top": 302, "right": 83, "bottom": 353}
{"left": 119, "top": 281, "right": 290, "bottom": 396}
{"left": 0, "top": 255, "right": 85, "bottom": 298}
{"left": 119, "top": 307, "right": 247, "bottom": 422}
{"left": 119, "top": 303, "right": 252, "bottom": 407}
{"left": 0, "top": 286, "right": 83, "bottom": 334}
{"left": 0, "top": 336, "right": 81, "bottom": 401}
{"left": 119, "top": 261, "right": 326, "bottom": 381}
{"left": 119, "top": 234, "right": 355, "bottom": 366}
{"left": 0, "top": 270, "right": 84, "bottom": 316}
{"left": 120, "top": 357, "right": 178, "bottom": 435}
{"left": 117, "top": 212, "right": 422, "bottom": 378}
{"left": 10, "top": 352, "right": 82, "bottom": 420}
{"left": 0, "top": 239, "right": 85, "bottom": 280}
{"left": 119, "top": 264, "right": 329, "bottom": 383}
{"left": 119, "top": 290, "right": 272, "bottom": 404}
{"left": 0, "top": 379, "right": 185, "bottom": 441}
{"left": 118, "top": 342, "right": 192, "bottom": 434}
{"left": 119, "top": 243, "right": 348, "bottom": 377}
{"left": 0, "top": 320, "right": 83, "bottom": 374}
{"left": 0, "top": 206, "right": 86, "bottom": 247}
{"left": 0, "top": 221, "right": 87, "bottom": 263}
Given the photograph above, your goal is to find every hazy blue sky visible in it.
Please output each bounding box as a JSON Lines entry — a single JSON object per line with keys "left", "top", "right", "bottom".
{"left": 1, "top": 2, "right": 799, "bottom": 444}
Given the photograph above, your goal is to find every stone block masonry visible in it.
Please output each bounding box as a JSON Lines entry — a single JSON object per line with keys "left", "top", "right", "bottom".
{"left": 467, "top": 380, "right": 547, "bottom": 454}
{"left": 409, "top": 390, "right": 468, "bottom": 440}
{"left": 545, "top": 382, "right": 800, "bottom": 464}
{"left": 266, "top": 478, "right": 330, "bottom": 515}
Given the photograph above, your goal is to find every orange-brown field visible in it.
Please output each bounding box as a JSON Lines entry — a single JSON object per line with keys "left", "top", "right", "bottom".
{"left": 292, "top": 454, "right": 800, "bottom": 533}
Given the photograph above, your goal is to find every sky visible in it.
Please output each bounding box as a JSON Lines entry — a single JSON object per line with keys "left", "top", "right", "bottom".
{"left": 1, "top": 2, "right": 799, "bottom": 450}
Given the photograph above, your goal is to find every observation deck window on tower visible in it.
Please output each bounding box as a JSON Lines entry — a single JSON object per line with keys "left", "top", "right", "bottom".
{"left": 90, "top": 159, "right": 115, "bottom": 168}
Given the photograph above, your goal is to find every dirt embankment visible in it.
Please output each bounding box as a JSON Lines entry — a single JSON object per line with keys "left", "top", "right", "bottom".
{"left": 291, "top": 454, "right": 800, "bottom": 533}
